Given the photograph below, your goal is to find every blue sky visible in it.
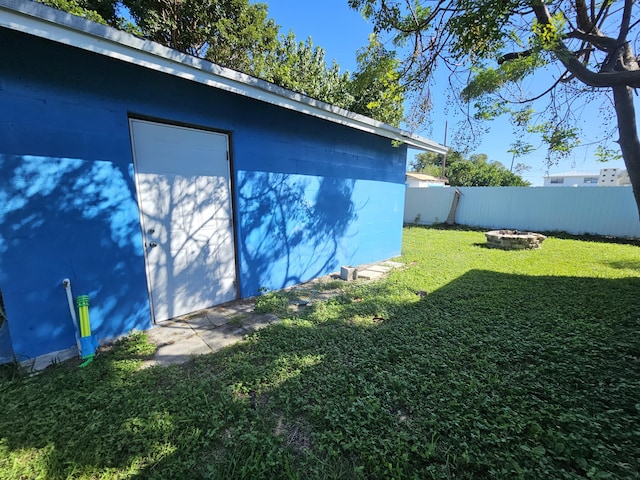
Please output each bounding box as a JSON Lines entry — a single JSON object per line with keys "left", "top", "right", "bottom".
{"left": 262, "top": 0, "right": 627, "bottom": 186}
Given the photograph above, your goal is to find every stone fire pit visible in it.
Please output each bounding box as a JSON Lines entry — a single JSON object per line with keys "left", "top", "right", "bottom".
{"left": 485, "top": 230, "right": 547, "bottom": 250}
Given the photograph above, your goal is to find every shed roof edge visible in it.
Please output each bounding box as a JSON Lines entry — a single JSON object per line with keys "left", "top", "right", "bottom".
{"left": 0, "top": 0, "right": 447, "bottom": 153}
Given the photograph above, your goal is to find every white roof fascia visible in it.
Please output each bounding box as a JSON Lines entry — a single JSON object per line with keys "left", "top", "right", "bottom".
{"left": 0, "top": 0, "right": 447, "bottom": 154}
{"left": 546, "top": 171, "right": 598, "bottom": 178}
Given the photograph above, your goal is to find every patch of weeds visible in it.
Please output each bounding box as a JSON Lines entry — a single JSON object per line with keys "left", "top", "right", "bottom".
{"left": 254, "top": 290, "right": 292, "bottom": 317}
{"left": 227, "top": 314, "right": 248, "bottom": 326}
{"left": 100, "top": 331, "right": 156, "bottom": 360}
{"left": 314, "top": 280, "right": 345, "bottom": 292}
{"left": 274, "top": 414, "right": 312, "bottom": 454}
{"left": 0, "top": 359, "right": 26, "bottom": 381}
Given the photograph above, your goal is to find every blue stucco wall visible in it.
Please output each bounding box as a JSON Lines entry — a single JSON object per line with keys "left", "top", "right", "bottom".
{"left": 0, "top": 28, "right": 407, "bottom": 361}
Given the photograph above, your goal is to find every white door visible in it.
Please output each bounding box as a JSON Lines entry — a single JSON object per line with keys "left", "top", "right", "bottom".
{"left": 130, "top": 119, "right": 237, "bottom": 322}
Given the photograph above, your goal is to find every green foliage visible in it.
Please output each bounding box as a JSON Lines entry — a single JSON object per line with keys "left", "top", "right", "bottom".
{"left": 463, "top": 54, "right": 543, "bottom": 102}
{"left": 462, "top": 56, "right": 547, "bottom": 134}
{"left": 202, "top": 2, "right": 279, "bottom": 73}
{"left": 257, "top": 32, "right": 405, "bottom": 125}
{"left": 595, "top": 145, "right": 623, "bottom": 163}
{"left": 409, "top": 151, "right": 445, "bottom": 177}
{"left": 508, "top": 139, "right": 535, "bottom": 158}
{"left": 254, "top": 289, "right": 292, "bottom": 317}
{"left": 530, "top": 13, "right": 566, "bottom": 52}
{"left": 121, "top": 0, "right": 279, "bottom": 67}
{"left": 528, "top": 122, "right": 581, "bottom": 163}
{"left": 38, "top": 0, "right": 109, "bottom": 24}
{"left": 255, "top": 31, "right": 354, "bottom": 109}
{"left": 39, "top": 0, "right": 280, "bottom": 65}
{"left": 447, "top": 158, "right": 530, "bottom": 186}
{"left": 2, "top": 228, "right": 639, "bottom": 478}
{"left": 511, "top": 108, "right": 535, "bottom": 127}
{"left": 412, "top": 149, "right": 530, "bottom": 186}
{"left": 348, "top": 35, "right": 405, "bottom": 126}
{"left": 446, "top": 0, "right": 521, "bottom": 60}
{"left": 348, "top": 0, "right": 636, "bottom": 189}
{"left": 42, "top": 0, "right": 404, "bottom": 125}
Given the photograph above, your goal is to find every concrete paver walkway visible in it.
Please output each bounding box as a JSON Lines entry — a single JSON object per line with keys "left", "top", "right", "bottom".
{"left": 143, "top": 260, "right": 403, "bottom": 367}
{"left": 144, "top": 301, "right": 278, "bottom": 367}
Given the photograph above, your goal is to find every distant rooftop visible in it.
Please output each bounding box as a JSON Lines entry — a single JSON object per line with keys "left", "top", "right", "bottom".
{"left": 544, "top": 171, "right": 599, "bottom": 178}
{"left": 406, "top": 172, "right": 446, "bottom": 182}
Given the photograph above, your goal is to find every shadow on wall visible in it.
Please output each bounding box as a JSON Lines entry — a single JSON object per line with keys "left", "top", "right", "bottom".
{"left": 0, "top": 154, "right": 151, "bottom": 361}
{"left": 134, "top": 167, "right": 237, "bottom": 322}
{"left": 237, "top": 171, "right": 358, "bottom": 295}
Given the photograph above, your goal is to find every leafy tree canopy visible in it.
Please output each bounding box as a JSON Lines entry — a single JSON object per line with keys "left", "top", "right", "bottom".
{"left": 348, "top": 34, "right": 405, "bottom": 126}
{"left": 411, "top": 150, "right": 531, "bottom": 186}
{"left": 123, "top": 0, "right": 278, "bottom": 71}
{"left": 39, "top": 0, "right": 112, "bottom": 24}
{"left": 37, "top": 0, "right": 405, "bottom": 126}
{"left": 253, "top": 32, "right": 405, "bottom": 124}
{"left": 349, "top": 0, "right": 640, "bottom": 215}
{"left": 255, "top": 31, "right": 355, "bottom": 110}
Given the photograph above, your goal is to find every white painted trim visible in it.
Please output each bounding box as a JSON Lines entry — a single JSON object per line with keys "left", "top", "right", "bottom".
{"left": 19, "top": 346, "right": 78, "bottom": 372}
{"left": 0, "top": 0, "right": 447, "bottom": 154}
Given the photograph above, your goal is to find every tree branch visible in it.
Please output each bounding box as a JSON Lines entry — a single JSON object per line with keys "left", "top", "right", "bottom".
{"left": 497, "top": 50, "right": 532, "bottom": 65}
{"left": 498, "top": 47, "right": 592, "bottom": 66}
{"left": 532, "top": 3, "right": 640, "bottom": 88}
{"left": 505, "top": 71, "right": 570, "bottom": 104}
{"left": 602, "top": 0, "right": 638, "bottom": 73}
{"left": 595, "top": 0, "right": 614, "bottom": 32}
{"left": 618, "top": 0, "right": 634, "bottom": 43}
{"left": 565, "top": 30, "right": 616, "bottom": 51}
{"left": 381, "top": 0, "right": 454, "bottom": 35}
{"left": 629, "top": 18, "right": 640, "bottom": 32}
{"left": 575, "top": 0, "right": 594, "bottom": 33}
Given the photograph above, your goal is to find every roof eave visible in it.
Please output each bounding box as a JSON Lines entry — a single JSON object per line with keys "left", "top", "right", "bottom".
{"left": 0, "top": 0, "right": 447, "bottom": 154}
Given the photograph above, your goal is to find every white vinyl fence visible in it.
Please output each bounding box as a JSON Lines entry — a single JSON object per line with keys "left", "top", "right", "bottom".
{"left": 404, "top": 186, "right": 640, "bottom": 238}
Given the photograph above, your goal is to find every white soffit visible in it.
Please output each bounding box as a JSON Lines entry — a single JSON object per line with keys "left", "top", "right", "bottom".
{"left": 0, "top": 0, "right": 447, "bottom": 154}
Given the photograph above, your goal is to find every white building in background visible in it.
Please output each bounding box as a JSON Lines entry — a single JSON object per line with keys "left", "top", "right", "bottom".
{"left": 599, "top": 168, "right": 631, "bottom": 186}
{"left": 543, "top": 168, "right": 630, "bottom": 187}
{"left": 406, "top": 172, "right": 447, "bottom": 188}
{"left": 543, "top": 171, "right": 599, "bottom": 187}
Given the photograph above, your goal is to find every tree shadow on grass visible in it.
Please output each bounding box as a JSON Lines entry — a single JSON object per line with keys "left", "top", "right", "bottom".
{"left": 0, "top": 271, "right": 638, "bottom": 479}
{"left": 603, "top": 259, "right": 640, "bottom": 272}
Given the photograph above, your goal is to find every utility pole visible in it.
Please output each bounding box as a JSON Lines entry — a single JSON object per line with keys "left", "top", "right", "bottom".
{"left": 441, "top": 121, "right": 448, "bottom": 179}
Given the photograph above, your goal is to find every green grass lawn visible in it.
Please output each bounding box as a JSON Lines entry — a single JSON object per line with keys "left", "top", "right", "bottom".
{"left": 1, "top": 226, "right": 639, "bottom": 479}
